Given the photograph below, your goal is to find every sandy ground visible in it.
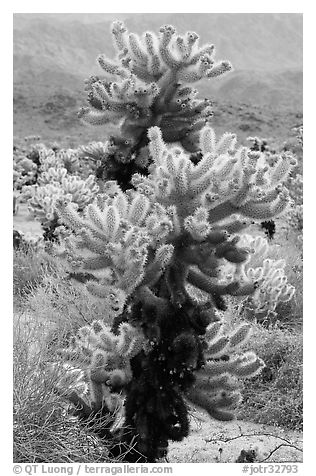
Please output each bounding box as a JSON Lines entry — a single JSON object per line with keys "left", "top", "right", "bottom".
{"left": 168, "top": 409, "right": 303, "bottom": 463}
{"left": 13, "top": 200, "right": 43, "bottom": 236}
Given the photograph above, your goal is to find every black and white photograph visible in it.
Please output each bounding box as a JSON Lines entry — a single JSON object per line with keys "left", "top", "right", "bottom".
{"left": 11, "top": 4, "right": 305, "bottom": 471}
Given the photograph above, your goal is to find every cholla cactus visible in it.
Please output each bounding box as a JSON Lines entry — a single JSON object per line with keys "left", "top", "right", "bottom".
{"left": 186, "top": 321, "right": 264, "bottom": 421}
{"left": 13, "top": 143, "right": 81, "bottom": 191}
{"left": 52, "top": 363, "right": 89, "bottom": 399}
{"left": 55, "top": 122, "right": 296, "bottom": 461}
{"left": 58, "top": 149, "right": 80, "bottom": 174}
{"left": 22, "top": 171, "right": 99, "bottom": 240}
{"left": 13, "top": 142, "right": 64, "bottom": 191}
{"left": 36, "top": 145, "right": 90, "bottom": 177}
{"left": 220, "top": 234, "right": 295, "bottom": 319}
{"left": 61, "top": 175, "right": 99, "bottom": 208}
{"left": 58, "top": 321, "right": 144, "bottom": 410}
{"left": 13, "top": 141, "right": 43, "bottom": 190}
{"left": 56, "top": 181, "right": 174, "bottom": 302}
{"left": 19, "top": 142, "right": 99, "bottom": 242}
{"left": 13, "top": 155, "right": 38, "bottom": 190}
{"left": 23, "top": 183, "right": 66, "bottom": 228}
{"left": 78, "top": 141, "right": 121, "bottom": 181}
{"left": 246, "top": 258, "right": 295, "bottom": 317}
{"left": 78, "top": 21, "right": 232, "bottom": 187}
{"left": 78, "top": 141, "right": 110, "bottom": 162}
{"left": 133, "top": 126, "right": 296, "bottom": 225}
{"left": 38, "top": 146, "right": 64, "bottom": 172}
{"left": 51, "top": 21, "right": 298, "bottom": 463}
{"left": 37, "top": 166, "right": 68, "bottom": 185}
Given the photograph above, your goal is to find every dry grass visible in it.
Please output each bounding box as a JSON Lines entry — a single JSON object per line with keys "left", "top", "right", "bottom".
{"left": 13, "top": 247, "right": 59, "bottom": 299}
{"left": 237, "top": 323, "right": 303, "bottom": 431}
{"left": 13, "top": 311, "right": 123, "bottom": 463}
{"left": 13, "top": 247, "right": 134, "bottom": 463}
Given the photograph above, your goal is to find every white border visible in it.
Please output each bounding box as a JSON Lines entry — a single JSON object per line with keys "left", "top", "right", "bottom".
{"left": 3, "top": 2, "right": 314, "bottom": 474}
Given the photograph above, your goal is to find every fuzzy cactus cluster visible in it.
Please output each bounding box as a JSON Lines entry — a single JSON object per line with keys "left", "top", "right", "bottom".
{"left": 21, "top": 146, "right": 99, "bottom": 241}
{"left": 13, "top": 141, "right": 61, "bottom": 191}
{"left": 27, "top": 20, "right": 301, "bottom": 462}
{"left": 58, "top": 321, "right": 145, "bottom": 403}
{"left": 78, "top": 21, "right": 233, "bottom": 188}
{"left": 220, "top": 234, "right": 295, "bottom": 319}
{"left": 186, "top": 321, "right": 263, "bottom": 421}
{"left": 13, "top": 154, "right": 38, "bottom": 190}
{"left": 135, "top": 126, "right": 295, "bottom": 221}
{"left": 247, "top": 132, "right": 302, "bottom": 241}
{"left": 13, "top": 142, "right": 43, "bottom": 190}
{"left": 55, "top": 119, "right": 296, "bottom": 460}
{"left": 14, "top": 141, "right": 96, "bottom": 193}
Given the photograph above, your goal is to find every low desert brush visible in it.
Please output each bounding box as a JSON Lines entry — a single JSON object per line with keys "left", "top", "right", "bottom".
{"left": 238, "top": 323, "right": 302, "bottom": 431}
{"left": 13, "top": 312, "right": 124, "bottom": 463}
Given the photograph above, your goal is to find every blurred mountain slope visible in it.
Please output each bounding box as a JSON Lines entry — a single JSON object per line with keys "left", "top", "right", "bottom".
{"left": 13, "top": 13, "right": 303, "bottom": 142}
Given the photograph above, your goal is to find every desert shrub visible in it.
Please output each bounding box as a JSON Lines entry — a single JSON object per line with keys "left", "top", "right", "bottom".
{"left": 238, "top": 324, "right": 303, "bottom": 431}
{"left": 247, "top": 136, "right": 275, "bottom": 154}
{"left": 287, "top": 174, "right": 303, "bottom": 206}
{"left": 13, "top": 229, "right": 45, "bottom": 252}
{"left": 263, "top": 235, "right": 302, "bottom": 328}
{"left": 23, "top": 273, "right": 115, "bottom": 343}
{"left": 13, "top": 312, "right": 121, "bottom": 463}
{"left": 282, "top": 172, "right": 303, "bottom": 240}
{"left": 13, "top": 247, "right": 59, "bottom": 299}
{"left": 13, "top": 139, "right": 43, "bottom": 190}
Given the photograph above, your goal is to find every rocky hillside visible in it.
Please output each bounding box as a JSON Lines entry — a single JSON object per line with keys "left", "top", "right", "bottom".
{"left": 13, "top": 13, "right": 303, "bottom": 141}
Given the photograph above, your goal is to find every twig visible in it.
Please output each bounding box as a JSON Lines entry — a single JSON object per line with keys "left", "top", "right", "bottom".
{"left": 206, "top": 431, "right": 301, "bottom": 448}
{"left": 258, "top": 443, "right": 302, "bottom": 463}
{"left": 205, "top": 430, "right": 303, "bottom": 462}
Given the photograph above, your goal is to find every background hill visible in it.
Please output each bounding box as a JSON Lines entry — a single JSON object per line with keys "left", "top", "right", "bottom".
{"left": 13, "top": 13, "right": 303, "bottom": 144}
